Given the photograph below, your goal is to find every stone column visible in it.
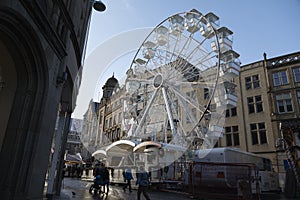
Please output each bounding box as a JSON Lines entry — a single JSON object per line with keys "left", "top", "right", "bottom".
{"left": 55, "top": 111, "right": 72, "bottom": 195}
{"left": 46, "top": 106, "right": 69, "bottom": 198}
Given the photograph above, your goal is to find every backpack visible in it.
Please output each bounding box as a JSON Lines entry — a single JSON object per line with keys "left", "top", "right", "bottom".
{"left": 139, "top": 172, "right": 149, "bottom": 186}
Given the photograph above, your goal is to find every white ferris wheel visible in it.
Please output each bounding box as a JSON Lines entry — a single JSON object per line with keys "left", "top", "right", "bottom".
{"left": 122, "top": 9, "right": 241, "bottom": 150}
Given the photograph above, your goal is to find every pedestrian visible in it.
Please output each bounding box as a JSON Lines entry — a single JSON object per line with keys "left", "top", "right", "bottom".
{"left": 136, "top": 166, "right": 150, "bottom": 200}
{"left": 76, "top": 163, "right": 82, "bottom": 178}
{"left": 93, "top": 161, "right": 104, "bottom": 177}
{"left": 123, "top": 168, "right": 133, "bottom": 192}
{"left": 85, "top": 164, "right": 89, "bottom": 177}
{"left": 91, "top": 162, "right": 105, "bottom": 194}
{"left": 102, "top": 163, "right": 110, "bottom": 195}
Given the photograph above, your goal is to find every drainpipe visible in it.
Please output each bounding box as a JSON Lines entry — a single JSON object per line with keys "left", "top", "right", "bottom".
{"left": 239, "top": 70, "right": 249, "bottom": 152}
{"left": 263, "top": 52, "right": 276, "bottom": 126}
{"left": 263, "top": 53, "right": 270, "bottom": 91}
{"left": 263, "top": 53, "right": 281, "bottom": 173}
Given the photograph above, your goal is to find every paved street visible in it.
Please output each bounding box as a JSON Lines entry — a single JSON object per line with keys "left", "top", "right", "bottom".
{"left": 47, "top": 177, "right": 192, "bottom": 200}
{"left": 44, "top": 177, "right": 296, "bottom": 200}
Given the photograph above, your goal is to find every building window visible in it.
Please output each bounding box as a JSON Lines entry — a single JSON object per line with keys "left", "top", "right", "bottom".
{"left": 297, "top": 91, "right": 300, "bottom": 105}
{"left": 113, "top": 115, "right": 116, "bottom": 126}
{"left": 226, "top": 109, "right": 230, "bottom": 117}
{"left": 204, "top": 88, "right": 210, "bottom": 99}
{"left": 225, "top": 126, "right": 239, "bottom": 146}
{"left": 226, "top": 107, "right": 237, "bottom": 117}
{"left": 258, "top": 123, "right": 268, "bottom": 144}
{"left": 248, "top": 97, "right": 255, "bottom": 113}
{"left": 105, "top": 119, "right": 108, "bottom": 129}
{"left": 225, "top": 127, "right": 232, "bottom": 146}
{"left": 250, "top": 122, "right": 267, "bottom": 145}
{"left": 247, "top": 95, "right": 263, "bottom": 114}
{"left": 245, "top": 74, "right": 260, "bottom": 90}
{"left": 272, "top": 70, "right": 288, "bottom": 86}
{"left": 232, "top": 126, "right": 240, "bottom": 146}
{"left": 99, "top": 113, "right": 103, "bottom": 125}
{"left": 255, "top": 96, "right": 263, "bottom": 112}
{"left": 276, "top": 93, "right": 293, "bottom": 113}
{"left": 109, "top": 117, "right": 112, "bottom": 127}
{"left": 293, "top": 67, "right": 300, "bottom": 82}
{"left": 231, "top": 107, "right": 237, "bottom": 116}
{"left": 118, "top": 112, "right": 122, "bottom": 123}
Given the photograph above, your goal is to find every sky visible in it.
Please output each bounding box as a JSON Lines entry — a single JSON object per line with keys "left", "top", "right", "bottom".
{"left": 72, "top": 0, "right": 300, "bottom": 119}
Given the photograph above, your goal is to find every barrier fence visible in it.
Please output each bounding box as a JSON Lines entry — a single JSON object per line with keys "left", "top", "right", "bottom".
{"left": 160, "top": 161, "right": 260, "bottom": 199}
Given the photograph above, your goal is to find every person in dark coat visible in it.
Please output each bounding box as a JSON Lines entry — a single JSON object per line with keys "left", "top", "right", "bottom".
{"left": 123, "top": 168, "right": 133, "bottom": 192}
{"left": 136, "top": 166, "right": 150, "bottom": 200}
{"left": 102, "top": 164, "right": 110, "bottom": 195}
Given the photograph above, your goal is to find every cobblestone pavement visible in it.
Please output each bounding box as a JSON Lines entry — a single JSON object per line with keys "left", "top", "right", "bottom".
{"left": 45, "top": 177, "right": 295, "bottom": 200}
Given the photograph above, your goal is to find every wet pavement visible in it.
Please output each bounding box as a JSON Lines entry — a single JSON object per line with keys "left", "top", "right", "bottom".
{"left": 45, "top": 177, "right": 192, "bottom": 200}
{"left": 45, "top": 177, "right": 296, "bottom": 200}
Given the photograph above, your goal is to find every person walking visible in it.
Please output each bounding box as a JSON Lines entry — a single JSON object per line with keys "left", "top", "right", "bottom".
{"left": 91, "top": 162, "right": 105, "bottom": 194}
{"left": 123, "top": 168, "right": 133, "bottom": 192}
{"left": 102, "top": 164, "right": 110, "bottom": 195}
{"left": 136, "top": 166, "right": 150, "bottom": 200}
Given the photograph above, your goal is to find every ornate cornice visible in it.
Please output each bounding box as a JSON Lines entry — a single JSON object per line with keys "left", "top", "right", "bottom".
{"left": 268, "top": 52, "right": 300, "bottom": 68}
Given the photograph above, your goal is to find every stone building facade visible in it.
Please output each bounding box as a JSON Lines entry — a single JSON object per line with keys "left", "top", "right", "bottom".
{"left": 220, "top": 51, "right": 300, "bottom": 178}
{"left": 0, "top": 0, "right": 92, "bottom": 199}
{"left": 97, "top": 75, "right": 124, "bottom": 145}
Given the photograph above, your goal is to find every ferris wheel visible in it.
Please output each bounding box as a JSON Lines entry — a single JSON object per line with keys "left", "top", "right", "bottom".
{"left": 123, "top": 9, "right": 240, "bottom": 149}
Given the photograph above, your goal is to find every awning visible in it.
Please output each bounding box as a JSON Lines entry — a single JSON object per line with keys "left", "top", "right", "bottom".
{"left": 92, "top": 149, "right": 107, "bottom": 159}
{"left": 64, "top": 153, "right": 83, "bottom": 164}
{"left": 105, "top": 139, "right": 139, "bottom": 156}
{"left": 133, "top": 141, "right": 162, "bottom": 153}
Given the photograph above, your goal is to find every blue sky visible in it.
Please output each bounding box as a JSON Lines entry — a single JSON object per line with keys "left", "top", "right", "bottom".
{"left": 72, "top": 0, "right": 300, "bottom": 119}
{"left": 87, "top": 0, "right": 300, "bottom": 62}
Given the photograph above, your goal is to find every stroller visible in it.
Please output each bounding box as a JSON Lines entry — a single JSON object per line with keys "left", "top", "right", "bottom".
{"left": 89, "top": 175, "right": 105, "bottom": 195}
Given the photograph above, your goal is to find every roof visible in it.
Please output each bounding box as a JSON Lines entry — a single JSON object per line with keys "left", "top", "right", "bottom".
{"left": 104, "top": 74, "right": 118, "bottom": 88}
{"left": 133, "top": 141, "right": 162, "bottom": 153}
{"left": 105, "top": 140, "right": 139, "bottom": 155}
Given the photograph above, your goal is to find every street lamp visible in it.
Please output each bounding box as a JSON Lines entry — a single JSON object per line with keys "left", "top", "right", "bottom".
{"left": 93, "top": 0, "right": 106, "bottom": 12}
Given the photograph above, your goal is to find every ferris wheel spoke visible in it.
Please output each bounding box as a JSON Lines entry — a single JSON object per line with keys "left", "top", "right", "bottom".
{"left": 165, "top": 86, "right": 203, "bottom": 133}
{"left": 174, "top": 91, "right": 199, "bottom": 127}
{"left": 144, "top": 65, "right": 158, "bottom": 77}
{"left": 133, "top": 88, "right": 159, "bottom": 136}
{"left": 167, "top": 80, "right": 215, "bottom": 88}
{"left": 174, "top": 31, "right": 196, "bottom": 61}
{"left": 168, "top": 33, "right": 182, "bottom": 62}
{"left": 162, "top": 87, "right": 177, "bottom": 136}
{"left": 167, "top": 84, "right": 206, "bottom": 114}
{"left": 126, "top": 77, "right": 153, "bottom": 84}
{"left": 193, "top": 50, "right": 217, "bottom": 69}
{"left": 181, "top": 37, "right": 209, "bottom": 67}
{"left": 153, "top": 50, "right": 173, "bottom": 66}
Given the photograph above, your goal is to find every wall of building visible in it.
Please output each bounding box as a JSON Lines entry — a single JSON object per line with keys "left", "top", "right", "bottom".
{"left": 0, "top": 0, "right": 91, "bottom": 199}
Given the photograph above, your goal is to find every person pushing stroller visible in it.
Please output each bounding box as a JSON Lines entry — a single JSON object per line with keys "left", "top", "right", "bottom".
{"left": 89, "top": 162, "right": 110, "bottom": 195}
